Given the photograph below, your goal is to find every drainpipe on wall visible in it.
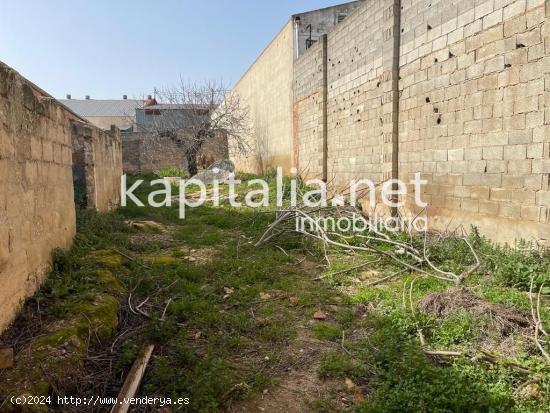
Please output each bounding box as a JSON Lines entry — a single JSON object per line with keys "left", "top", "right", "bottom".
{"left": 322, "top": 34, "right": 328, "bottom": 182}
{"left": 390, "top": 0, "right": 402, "bottom": 216}
{"left": 294, "top": 17, "right": 301, "bottom": 59}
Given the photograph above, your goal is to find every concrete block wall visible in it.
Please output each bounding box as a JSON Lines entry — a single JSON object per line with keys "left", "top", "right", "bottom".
{"left": 231, "top": 21, "right": 295, "bottom": 173}
{"left": 289, "top": 0, "right": 550, "bottom": 244}
{"left": 0, "top": 62, "right": 76, "bottom": 332}
{"left": 72, "top": 124, "right": 123, "bottom": 212}
{"left": 294, "top": 1, "right": 366, "bottom": 57}
{"left": 324, "top": 0, "right": 399, "bottom": 188}
{"left": 293, "top": 40, "right": 325, "bottom": 178}
{"left": 398, "top": 0, "right": 550, "bottom": 243}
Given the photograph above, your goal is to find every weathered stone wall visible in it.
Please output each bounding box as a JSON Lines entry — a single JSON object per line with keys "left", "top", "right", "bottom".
{"left": 231, "top": 21, "right": 295, "bottom": 173}
{"left": 72, "top": 124, "right": 123, "bottom": 212}
{"left": 122, "top": 132, "right": 228, "bottom": 174}
{"left": 0, "top": 62, "right": 76, "bottom": 332}
{"left": 122, "top": 133, "right": 187, "bottom": 173}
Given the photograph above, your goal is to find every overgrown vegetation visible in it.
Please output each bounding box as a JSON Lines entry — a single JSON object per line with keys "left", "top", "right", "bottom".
{"left": 154, "top": 167, "right": 189, "bottom": 178}
{"left": 0, "top": 173, "right": 548, "bottom": 412}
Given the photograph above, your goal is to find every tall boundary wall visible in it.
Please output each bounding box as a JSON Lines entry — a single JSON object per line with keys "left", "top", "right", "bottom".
{"left": 290, "top": 0, "right": 550, "bottom": 245}
{"left": 231, "top": 21, "right": 295, "bottom": 173}
{"left": 72, "top": 124, "right": 123, "bottom": 212}
{"left": 0, "top": 61, "right": 123, "bottom": 333}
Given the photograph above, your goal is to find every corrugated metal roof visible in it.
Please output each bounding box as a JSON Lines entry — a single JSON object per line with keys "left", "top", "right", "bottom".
{"left": 58, "top": 99, "right": 142, "bottom": 117}
{"left": 138, "top": 104, "right": 210, "bottom": 110}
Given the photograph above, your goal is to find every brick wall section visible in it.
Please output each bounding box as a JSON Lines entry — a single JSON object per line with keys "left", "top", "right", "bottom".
{"left": 398, "top": 0, "right": 550, "bottom": 243}
{"left": 72, "top": 124, "right": 123, "bottom": 212}
{"left": 0, "top": 62, "right": 76, "bottom": 332}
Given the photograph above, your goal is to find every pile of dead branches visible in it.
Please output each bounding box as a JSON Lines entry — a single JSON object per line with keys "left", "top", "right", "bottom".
{"left": 255, "top": 201, "right": 480, "bottom": 285}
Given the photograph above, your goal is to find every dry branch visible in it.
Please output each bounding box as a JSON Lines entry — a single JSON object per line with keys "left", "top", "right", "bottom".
{"left": 529, "top": 277, "right": 550, "bottom": 361}
{"left": 110, "top": 344, "right": 155, "bottom": 413}
{"left": 254, "top": 173, "right": 481, "bottom": 288}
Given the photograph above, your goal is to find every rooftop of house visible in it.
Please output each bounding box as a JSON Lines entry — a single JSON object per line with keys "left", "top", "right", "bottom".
{"left": 138, "top": 103, "right": 211, "bottom": 111}
{"left": 58, "top": 98, "right": 143, "bottom": 117}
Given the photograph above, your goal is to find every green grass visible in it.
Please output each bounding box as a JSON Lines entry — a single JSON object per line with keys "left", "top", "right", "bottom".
{"left": 1, "top": 172, "right": 549, "bottom": 413}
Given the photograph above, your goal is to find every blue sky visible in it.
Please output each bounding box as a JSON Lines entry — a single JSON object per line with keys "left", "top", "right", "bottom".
{"left": 0, "top": 0, "right": 345, "bottom": 99}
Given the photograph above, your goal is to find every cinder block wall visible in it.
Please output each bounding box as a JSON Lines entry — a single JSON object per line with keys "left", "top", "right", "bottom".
{"left": 291, "top": 0, "right": 550, "bottom": 244}
{"left": 72, "top": 124, "right": 123, "bottom": 212}
{"left": 293, "top": 40, "right": 325, "bottom": 178}
{"left": 398, "top": 0, "right": 550, "bottom": 243}
{"left": 325, "top": 0, "right": 398, "bottom": 188}
{"left": 0, "top": 62, "right": 76, "bottom": 332}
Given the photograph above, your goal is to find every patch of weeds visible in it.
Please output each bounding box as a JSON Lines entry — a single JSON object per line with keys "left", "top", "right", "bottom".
{"left": 258, "top": 321, "right": 296, "bottom": 343}
{"left": 310, "top": 390, "right": 345, "bottom": 413}
{"left": 430, "top": 310, "right": 479, "bottom": 347}
{"left": 318, "top": 351, "right": 367, "bottom": 381}
{"left": 312, "top": 323, "right": 342, "bottom": 342}
{"left": 352, "top": 313, "right": 516, "bottom": 413}
{"left": 144, "top": 318, "right": 178, "bottom": 343}
{"left": 351, "top": 287, "right": 394, "bottom": 306}
{"left": 118, "top": 340, "right": 140, "bottom": 369}
{"left": 154, "top": 167, "right": 188, "bottom": 178}
{"left": 480, "top": 287, "right": 550, "bottom": 327}
{"left": 144, "top": 353, "right": 240, "bottom": 412}
{"left": 478, "top": 238, "right": 550, "bottom": 290}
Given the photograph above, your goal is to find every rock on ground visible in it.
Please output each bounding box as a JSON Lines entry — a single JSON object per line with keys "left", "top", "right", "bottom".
{"left": 192, "top": 159, "right": 235, "bottom": 184}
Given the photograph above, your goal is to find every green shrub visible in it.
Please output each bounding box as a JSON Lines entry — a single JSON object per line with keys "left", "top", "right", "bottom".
{"left": 154, "top": 167, "right": 188, "bottom": 178}
{"left": 354, "top": 314, "right": 515, "bottom": 413}
{"left": 431, "top": 310, "right": 479, "bottom": 346}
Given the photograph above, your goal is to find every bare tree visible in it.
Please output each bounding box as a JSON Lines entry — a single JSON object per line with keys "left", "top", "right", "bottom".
{"left": 139, "top": 80, "right": 250, "bottom": 176}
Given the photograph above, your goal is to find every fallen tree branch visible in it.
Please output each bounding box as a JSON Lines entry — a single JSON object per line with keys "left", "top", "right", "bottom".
{"left": 313, "top": 257, "right": 381, "bottom": 280}
{"left": 529, "top": 277, "right": 549, "bottom": 361}
{"left": 364, "top": 267, "right": 411, "bottom": 287}
{"left": 110, "top": 344, "right": 155, "bottom": 413}
{"left": 112, "top": 248, "right": 151, "bottom": 269}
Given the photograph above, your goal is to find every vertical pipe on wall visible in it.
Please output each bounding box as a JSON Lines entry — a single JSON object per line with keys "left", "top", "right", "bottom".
{"left": 294, "top": 19, "right": 300, "bottom": 59}
{"left": 390, "top": 0, "right": 401, "bottom": 215}
{"left": 322, "top": 34, "right": 328, "bottom": 183}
